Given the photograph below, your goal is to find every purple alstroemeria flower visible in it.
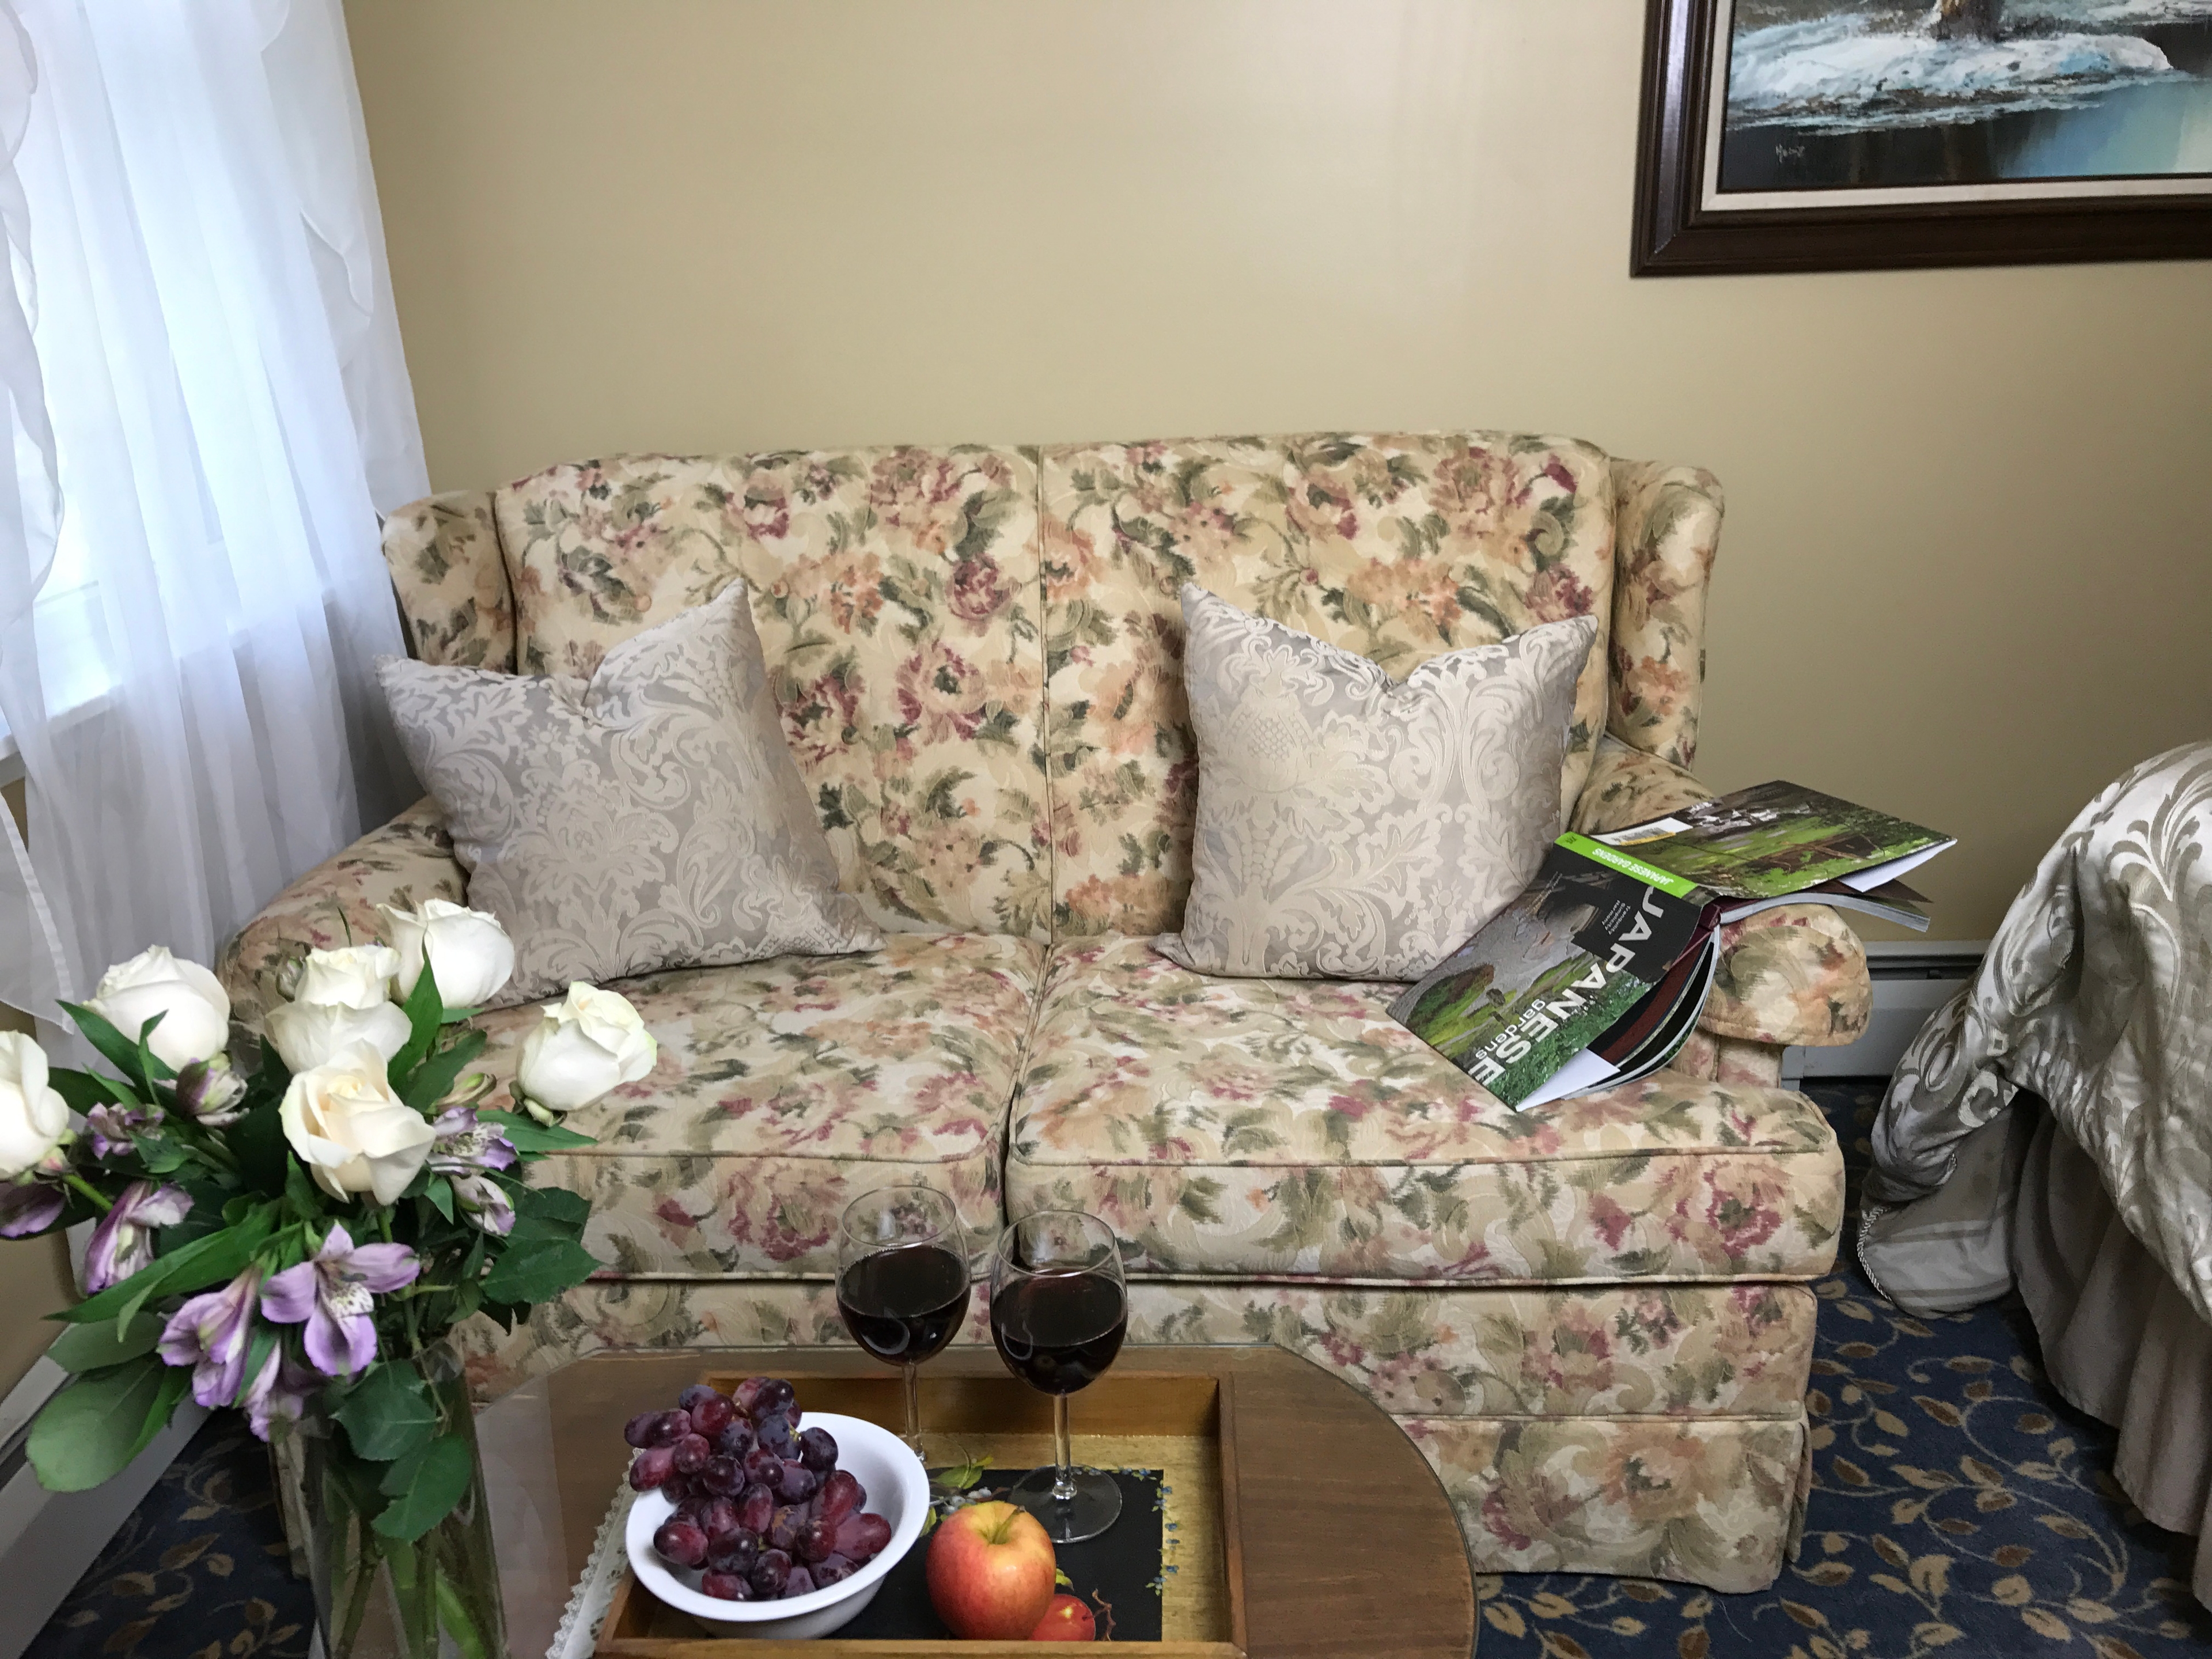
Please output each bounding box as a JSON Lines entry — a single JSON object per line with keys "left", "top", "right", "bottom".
{"left": 448, "top": 1173, "right": 514, "bottom": 1236}
{"left": 84, "top": 1180, "right": 192, "bottom": 1293}
{"left": 157, "top": 1266, "right": 262, "bottom": 1408}
{"left": 240, "top": 1344, "right": 321, "bottom": 1441}
{"left": 429, "top": 1106, "right": 516, "bottom": 1175}
{"left": 175, "top": 1055, "right": 247, "bottom": 1127}
{"left": 259, "top": 1222, "right": 420, "bottom": 1378}
{"left": 0, "top": 1179, "right": 64, "bottom": 1238}
{"left": 84, "top": 1100, "right": 161, "bottom": 1162}
{"left": 429, "top": 1108, "right": 517, "bottom": 1235}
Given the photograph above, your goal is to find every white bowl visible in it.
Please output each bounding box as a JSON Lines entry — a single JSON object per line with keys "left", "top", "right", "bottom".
{"left": 623, "top": 1411, "right": 929, "bottom": 1640}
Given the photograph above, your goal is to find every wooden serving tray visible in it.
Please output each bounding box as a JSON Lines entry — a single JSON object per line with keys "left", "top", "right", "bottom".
{"left": 594, "top": 1366, "right": 1245, "bottom": 1657}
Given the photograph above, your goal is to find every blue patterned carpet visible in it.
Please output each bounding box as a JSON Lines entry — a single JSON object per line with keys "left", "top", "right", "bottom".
{"left": 26, "top": 1411, "right": 309, "bottom": 1659}
{"left": 24, "top": 1083, "right": 2211, "bottom": 1658}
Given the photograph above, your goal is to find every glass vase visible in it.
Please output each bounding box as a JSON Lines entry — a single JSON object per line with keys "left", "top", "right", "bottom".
{"left": 299, "top": 1349, "right": 506, "bottom": 1659}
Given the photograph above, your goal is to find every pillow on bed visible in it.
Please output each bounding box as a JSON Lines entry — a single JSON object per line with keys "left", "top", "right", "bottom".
{"left": 1156, "top": 584, "right": 1596, "bottom": 980}
{"left": 378, "top": 581, "right": 880, "bottom": 1005}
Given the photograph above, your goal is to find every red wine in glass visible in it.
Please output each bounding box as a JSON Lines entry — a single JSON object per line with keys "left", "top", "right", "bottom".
{"left": 837, "top": 1242, "right": 969, "bottom": 1367}
{"left": 835, "top": 1184, "right": 969, "bottom": 1457}
{"left": 988, "top": 1209, "right": 1128, "bottom": 1544}
{"left": 988, "top": 1270, "right": 1126, "bottom": 1394}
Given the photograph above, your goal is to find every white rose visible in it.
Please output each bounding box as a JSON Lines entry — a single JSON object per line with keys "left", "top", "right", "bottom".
{"left": 294, "top": 945, "right": 402, "bottom": 1012}
{"left": 279, "top": 1042, "right": 435, "bottom": 1205}
{"left": 85, "top": 945, "right": 230, "bottom": 1071}
{"left": 516, "top": 983, "right": 658, "bottom": 1113}
{"left": 378, "top": 900, "right": 514, "bottom": 1010}
{"left": 264, "top": 999, "right": 412, "bottom": 1074}
{"left": 0, "top": 1032, "right": 69, "bottom": 1179}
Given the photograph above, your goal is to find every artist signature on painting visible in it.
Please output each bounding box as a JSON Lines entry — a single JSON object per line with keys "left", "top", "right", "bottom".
{"left": 1773, "top": 142, "right": 1807, "bottom": 161}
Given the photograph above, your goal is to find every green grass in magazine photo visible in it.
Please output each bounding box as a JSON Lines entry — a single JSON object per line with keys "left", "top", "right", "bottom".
{"left": 0, "top": 907, "right": 656, "bottom": 1659}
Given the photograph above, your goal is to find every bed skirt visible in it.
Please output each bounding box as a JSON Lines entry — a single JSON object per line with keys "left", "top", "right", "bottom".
{"left": 2013, "top": 1109, "right": 2212, "bottom": 1610}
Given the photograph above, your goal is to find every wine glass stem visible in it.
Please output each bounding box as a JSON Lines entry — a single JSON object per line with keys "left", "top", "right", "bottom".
{"left": 1050, "top": 1392, "right": 1076, "bottom": 1503}
{"left": 902, "top": 1361, "right": 922, "bottom": 1455}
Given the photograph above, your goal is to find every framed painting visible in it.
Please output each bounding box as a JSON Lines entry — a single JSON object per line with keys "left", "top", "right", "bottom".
{"left": 1633, "top": 0, "right": 2212, "bottom": 273}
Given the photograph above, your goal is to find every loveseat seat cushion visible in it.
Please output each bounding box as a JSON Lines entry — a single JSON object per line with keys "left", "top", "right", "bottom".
{"left": 460, "top": 931, "right": 1043, "bottom": 1278}
{"left": 1005, "top": 937, "right": 1842, "bottom": 1285}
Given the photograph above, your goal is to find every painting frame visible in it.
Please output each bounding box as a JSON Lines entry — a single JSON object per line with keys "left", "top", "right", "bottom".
{"left": 1632, "top": 0, "right": 2212, "bottom": 275}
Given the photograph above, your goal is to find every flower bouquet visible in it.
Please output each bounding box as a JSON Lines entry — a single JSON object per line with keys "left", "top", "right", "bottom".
{"left": 0, "top": 900, "right": 654, "bottom": 1659}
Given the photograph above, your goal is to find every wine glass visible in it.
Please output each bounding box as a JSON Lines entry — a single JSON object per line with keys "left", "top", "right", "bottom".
{"left": 988, "top": 1209, "right": 1128, "bottom": 1544}
{"left": 835, "top": 1184, "right": 972, "bottom": 1459}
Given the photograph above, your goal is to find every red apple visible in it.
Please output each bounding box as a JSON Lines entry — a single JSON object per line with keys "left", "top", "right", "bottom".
{"left": 1031, "top": 1593, "right": 1095, "bottom": 1641}
{"left": 926, "top": 1501, "right": 1056, "bottom": 1639}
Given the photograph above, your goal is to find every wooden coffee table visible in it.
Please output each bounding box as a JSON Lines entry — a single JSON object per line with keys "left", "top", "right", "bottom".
{"left": 476, "top": 1344, "right": 1475, "bottom": 1658}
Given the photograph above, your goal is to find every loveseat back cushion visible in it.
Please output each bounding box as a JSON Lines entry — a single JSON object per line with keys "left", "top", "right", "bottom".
{"left": 1039, "top": 433, "right": 1617, "bottom": 940}
{"left": 383, "top": 491, "right": 516, "bottom": 671}
{"left": 487, "top": 449, "right": 1050, "bottom": 940}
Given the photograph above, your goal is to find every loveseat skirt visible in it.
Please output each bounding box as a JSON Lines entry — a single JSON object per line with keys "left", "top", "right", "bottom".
{"left": 452, "top": 1275, "right": 1817, "bottom": 1593}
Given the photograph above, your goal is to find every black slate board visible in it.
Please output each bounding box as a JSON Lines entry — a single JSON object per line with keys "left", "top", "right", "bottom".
{"left": 835, "top": 1469, "right": 1164, "bottom": 1642}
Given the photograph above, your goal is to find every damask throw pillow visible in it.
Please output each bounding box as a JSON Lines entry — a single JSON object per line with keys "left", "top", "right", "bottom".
{"left": 1156, "top": 585, "right": 1597, "bottom": 980}
{"left": 378, "top": 582, "right": 881, "bottom": 1005}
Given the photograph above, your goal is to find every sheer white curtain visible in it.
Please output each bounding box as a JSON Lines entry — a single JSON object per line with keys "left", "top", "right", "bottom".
{"left": 0, "top": 0, "right": 423, "bottom": 1025}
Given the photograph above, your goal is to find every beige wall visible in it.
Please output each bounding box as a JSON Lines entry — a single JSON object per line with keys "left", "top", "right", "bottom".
{"left": 347, "top": 0, "right": 2212, "bottom": 942}
{"left": 0, "top": 778, "right": 72, "bottom": 1396}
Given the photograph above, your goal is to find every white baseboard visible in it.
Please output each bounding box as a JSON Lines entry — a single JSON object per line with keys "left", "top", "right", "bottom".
{"left": 0, "top": 1351, "right": 207, "bottom": 1659}
{"left": 1782, "top": 939, "right": 1988, "bottom": 1086}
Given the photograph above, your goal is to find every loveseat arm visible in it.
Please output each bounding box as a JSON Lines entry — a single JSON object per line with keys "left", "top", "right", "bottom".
{"left": 1569, "top": 735, "right": 1870, "bottom": 1050}
{"left": 215, "top": 798, "right": 467, "bottom": 1029}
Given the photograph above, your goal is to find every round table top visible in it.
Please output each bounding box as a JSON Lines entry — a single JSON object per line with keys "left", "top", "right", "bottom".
{"left": 476, "top": 1343, "right": 1476, "bottom": 1658}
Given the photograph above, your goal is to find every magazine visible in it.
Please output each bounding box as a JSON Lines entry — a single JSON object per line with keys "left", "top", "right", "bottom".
{"left": 1386, "top": 836, "right": 1711, "bottom": 1108}
{"left": 1591, "top": 780, "right": 1953, "bottom": 900}
{"left": 1393, "top": 784, "right": 1954, "bottom": 1107}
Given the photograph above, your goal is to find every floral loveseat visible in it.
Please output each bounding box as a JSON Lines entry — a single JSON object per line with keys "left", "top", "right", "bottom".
{"left": 218, "top": 432, "right": 1866, "bottom": 1592}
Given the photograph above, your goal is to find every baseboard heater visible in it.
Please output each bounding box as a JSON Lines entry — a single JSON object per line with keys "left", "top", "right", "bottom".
{"left": 1781, "top": 939, "right": 1988, "bottom": 1086}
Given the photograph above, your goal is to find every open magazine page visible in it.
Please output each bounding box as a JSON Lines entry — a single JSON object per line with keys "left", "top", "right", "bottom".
{"left": 1389, "top": 837, "right": 1706, "bottom": 1108}
{"left": 1517, "top": 937, "right": 1716, "bottom": 1113}
{"left": 1593, "top": 780, "right": 1951, "bottom": 900}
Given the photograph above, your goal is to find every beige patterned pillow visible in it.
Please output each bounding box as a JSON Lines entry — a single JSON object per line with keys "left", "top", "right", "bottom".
{"left": 1156, "top": 585, "right": 1596, "bottom": 980}
{"left": 378, "top": 582, "right": 880, "bottom": 1005}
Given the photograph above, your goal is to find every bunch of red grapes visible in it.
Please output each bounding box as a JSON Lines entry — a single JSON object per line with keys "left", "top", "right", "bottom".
{"left": 627, "top": 1376, "right": 894, "bottom": 1602}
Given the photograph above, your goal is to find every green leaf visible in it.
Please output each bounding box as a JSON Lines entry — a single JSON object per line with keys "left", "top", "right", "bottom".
{"left": 502, "top": 1214, "right": 576, "bottom": 1250}
{"left": 934, "top": 1455, "right": 993, "bottom": 1493}
{"left": 477, "top": 1111, "right": 594, "bottom": 1153}
{"left": 60, "top": 1206, "right": 275, "bottom": 1328}
{"left": 284, "top": 1157, "right": 326, "bottom": 1222}
{"left": 160, "top": 1179, "right": 234, "bottom": 1251}
{"left": 372, "top": 1432, "right": 475, "bottom": 1540}
{"left": 230, "top": 1095, "right": 290, "bottom": 1199}
{"left": 135, "top": 1020, "right": 176, "bottom": 1086}
{"left": 387, "top": 960, "right": 444, "bottom": 1091}
{"left": 335, "top": 1361, "right": 438, "bottom": 1463}
{"left": 47, "top": 1312, "right": 160, "bottom": 1373}
{"left": 59, "top": 1002, "right": 153, "bottom": 1094}
{"left": 502, "top": 1183, "right": 589, "bottom": 1248}
{"left": 515, "top": 1184, "right": 591, "bottom": 1227}
{"left": 46, "top": 1067, "right": 115, "bottom": 1117}
{"left": 132, "top": 1135, "right": 191, "bottom": 1175}
{"left": 28, "top": 1356, "right": 187, "bottom": 1491}
{"left": 400, "top": 1029, "right": 486, "bottom": 1113}
{"left": 237, "top": 1325, "right": 278, "bottom": 1409}
{"left": 479, "top": 1236, "right": 600, "bottom": 1305}
{"left": 422, "top": 1176, "right": 454, "bottom": 1225}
